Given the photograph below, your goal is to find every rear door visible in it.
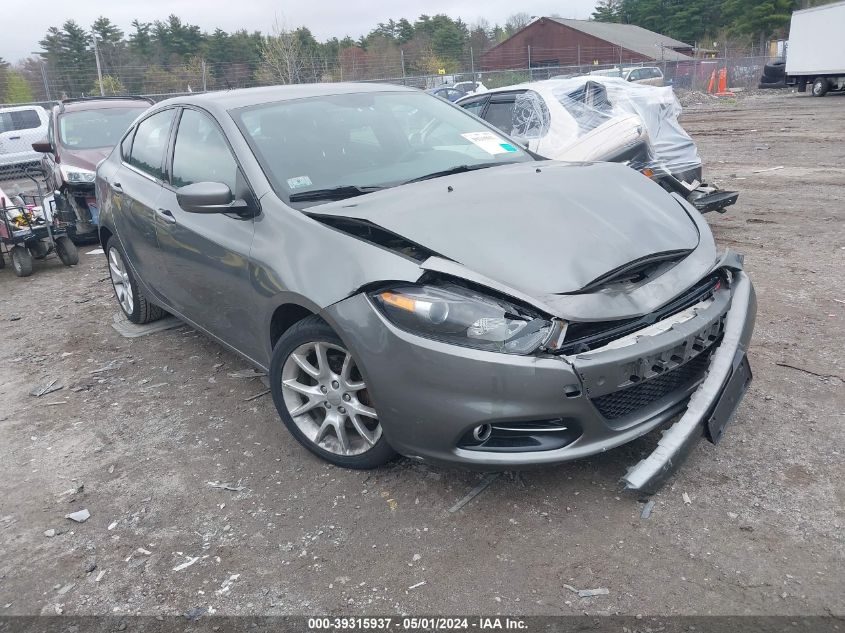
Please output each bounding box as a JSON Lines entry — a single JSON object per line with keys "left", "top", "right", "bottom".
{"left": 0, "top": 107, "right": 46, "bottom": 167}
{"left": 155, "top": 107, "right": 258, "bottom": 359}
{"left": 110, "top": 108, "right": 176, "bottom": 295}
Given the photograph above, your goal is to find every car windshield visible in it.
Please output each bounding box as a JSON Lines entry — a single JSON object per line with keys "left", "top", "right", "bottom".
{"left": 58, "top": 107, "right": 148, "bottom": 149}
{"left": 233, "top": 90, "right": 531, "bottom": 205}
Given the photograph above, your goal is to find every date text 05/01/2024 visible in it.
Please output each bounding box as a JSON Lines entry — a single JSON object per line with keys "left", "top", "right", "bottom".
{"left": 307, "top": 617, "right": 527, "bottom": 630}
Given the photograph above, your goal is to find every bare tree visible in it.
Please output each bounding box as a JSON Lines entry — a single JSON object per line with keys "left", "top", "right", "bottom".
{"left": 505, "top": 13, "right": 534, "bottom": 36}
{"left": 258, "top": 19, "right": 304, "bottom": 85}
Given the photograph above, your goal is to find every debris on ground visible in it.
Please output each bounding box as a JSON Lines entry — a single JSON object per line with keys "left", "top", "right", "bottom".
{"left": 243, "top": 389, "right": 270, "bottom": 402}
{"left": 564, "top": 584, "right": 609, "bottom": 598}
{"left": 107, "top": 520, "right": 118, "bottom": 531}
{"left": 207, "top": 481, "right": 245, "bottom": 492}
{"left": 30, "top": 379, "right": 63, "bottom": 397}
{"left": 184, "top": 606, "right": 206, "bottom": 621}
{"left": 752, "top": 165, "right": 784, "bottom": 173}
{"left": 172, "top": 556, "right": 199, "bottom": 572}
{"left": 43, "top": 529, "right": 56, "bottom": 537}
{"left": 407, "top": 580, "right": 426, "bottom": 590}
{"left": 683, "top": 492, "right": 692, "bottom": 505}
{"left": 84, "top": 560, "right": 97, "bottom": 573}
{"left": 65, "top": 509, "right": 90, "bottom": 523}
{"left": 88, "top": 360, "right": 122, "bottom": 374}
{"left": 448, "top": 473, "right": 500, "bottom": 513}
{"left": 95, "top": 570, "right": 106, "bottom": 582}
{"left": 228, "top": 369, "right": 266, "bottom": 379}
{"left": 216, "top": 574, "right": 240, "bottom": 595}
{"left": 640, "top": 500, "right": 655, "bottom": 519}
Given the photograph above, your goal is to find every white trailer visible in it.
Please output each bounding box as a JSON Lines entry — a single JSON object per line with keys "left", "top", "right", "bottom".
{"left": 785, "top": 0, "right": 845, "bottom": 96}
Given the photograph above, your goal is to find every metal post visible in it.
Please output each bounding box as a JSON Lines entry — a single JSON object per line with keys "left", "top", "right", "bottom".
{"left": 577, "top": 44, "right": 581, "bottom": 68}
{"left": 470, "top": 46, "right": 475, "bottom": 77}
{"left": 92, "top": 37, "right": 105, "bottom": 95}
{"left": 40, "top": 62, "right": 51, "bottom": 101}
{"left": 401, "top": 49, "right": 406, "bottom": 85}
{"left": 527, "top": 45, "right": 531, "bottom": 80}
{"left": 201, "top": 60, "right": 207, "bottom": 92}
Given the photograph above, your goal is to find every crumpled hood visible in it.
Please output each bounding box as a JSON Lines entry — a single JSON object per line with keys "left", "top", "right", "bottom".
{"left": 309, "top": 161, "right": 700, "bottom": 296}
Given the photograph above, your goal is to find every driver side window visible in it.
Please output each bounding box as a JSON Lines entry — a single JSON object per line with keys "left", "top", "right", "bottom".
{"left": 171, "top": 109, "right": 238, "bottom": 193}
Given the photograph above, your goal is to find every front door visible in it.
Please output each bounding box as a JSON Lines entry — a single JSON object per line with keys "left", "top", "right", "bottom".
{"left": 154, "top": 107, "right": 259, "bottom": 360}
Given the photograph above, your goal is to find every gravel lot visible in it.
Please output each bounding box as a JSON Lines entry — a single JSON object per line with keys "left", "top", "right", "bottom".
{"left": 0, "top": 91, "right": 842, "bottom": 617}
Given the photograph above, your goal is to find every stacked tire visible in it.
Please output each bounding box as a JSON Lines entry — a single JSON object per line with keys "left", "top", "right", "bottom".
{"left": 759, "top": 59, "right": 786, "bottom": 89}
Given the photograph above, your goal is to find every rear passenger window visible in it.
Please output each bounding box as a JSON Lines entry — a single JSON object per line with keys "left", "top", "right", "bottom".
{"left": 484, "top": 100, "right": 516, "bottom": 134}
{"left": 128, "top": 110, "right": 174, "bottom": 180}
{"left": 0, "top": 109, "right": 42, "bottom": 133}
{"left": 171, "top": 109, "right": 238, "bottom": 192}
{"left": 120, "top": 129, "right": 134, "bottom": 160}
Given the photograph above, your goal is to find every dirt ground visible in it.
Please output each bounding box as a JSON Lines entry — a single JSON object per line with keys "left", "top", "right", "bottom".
{"left": 0, "top": 91, "right": 842, "bottom": 618}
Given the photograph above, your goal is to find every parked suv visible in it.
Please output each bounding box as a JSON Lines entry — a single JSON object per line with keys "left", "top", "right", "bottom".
{"left": 0, "top": 105, "right": 48, "bottom": 172}
{"left": 590, "top": 66, "right": 664, "bottom": 86}
{"left": 33, "top": 96, "right": 152, "bottom": 240}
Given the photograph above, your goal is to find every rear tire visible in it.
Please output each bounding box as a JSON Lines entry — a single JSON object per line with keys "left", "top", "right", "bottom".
{"left": 106, "top": 238, "right": 165, "bottom": 324}
{"left": 812, "top": 77, "right": 829, "bottom": 97}
{"left": 269, "top": 315, "right": 396, "bottom": 469}
{"left": 11, "top": 245, "right": 33, "bottom": 277}
{"left": 55, "top": 236, "right": 79, "bottom": 266}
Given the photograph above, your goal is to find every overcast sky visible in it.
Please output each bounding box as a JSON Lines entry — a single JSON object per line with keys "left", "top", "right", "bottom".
{"left": 2, "top": 0, "right": 598, "bottom": 63}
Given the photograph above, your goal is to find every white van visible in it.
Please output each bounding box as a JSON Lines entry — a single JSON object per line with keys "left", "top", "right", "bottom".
{"left": 0, "top": 105, "right": 49, "bottom": 170}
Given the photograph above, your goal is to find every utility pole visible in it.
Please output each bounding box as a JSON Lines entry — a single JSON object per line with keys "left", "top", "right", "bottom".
{"left": 92, "top": 36, "right": 104, "bottom": 95}
{"left": 470, "top": 46, "right": 474, "bottom": 77}
{"left": 40, "top": 61, "right": 51, "bottom": 101}
{"left": 400, "top": 49, "right": 406, "bottom": 85}
{"left": 201, "top": 60, "right": 207, "bottom": 92}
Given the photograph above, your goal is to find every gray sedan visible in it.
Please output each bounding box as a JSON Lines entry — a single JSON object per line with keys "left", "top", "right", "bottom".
{"left": 95, "top": 83, "right": 756, "bottom": 491}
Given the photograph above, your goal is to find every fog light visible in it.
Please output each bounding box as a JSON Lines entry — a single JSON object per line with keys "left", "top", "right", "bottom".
{"left": 472, "top": 424, "right": 492, "bottom": 442}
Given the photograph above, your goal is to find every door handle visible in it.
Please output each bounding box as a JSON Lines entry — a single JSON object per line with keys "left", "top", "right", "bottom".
{"left": 9, "top": 136, "right": 20, "bottom": 140}
{"left": 112, "top": 181, "right": 123, "bottom": 192}
{"left": 155, "top": 207, "right": 176, "bottom": 224}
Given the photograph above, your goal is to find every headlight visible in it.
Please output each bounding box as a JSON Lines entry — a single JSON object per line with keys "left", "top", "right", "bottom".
{"left": 60, "top": 164, "right": 96, "bottom": 184}
{"left": 371, "top": 284, "right": 557, "bottom": 355}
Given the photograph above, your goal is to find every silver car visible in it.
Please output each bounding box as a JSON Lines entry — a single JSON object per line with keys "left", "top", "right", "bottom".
{"left": 95, "top": 83, "right": 755, "bottom": 492}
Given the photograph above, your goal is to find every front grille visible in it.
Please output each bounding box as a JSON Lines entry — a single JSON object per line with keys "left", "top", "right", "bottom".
{"left": 591, "top": 351, "right": 712, "bottom": 420}
{"left": 558, "top": 273, "right": 722, "bottom": 355}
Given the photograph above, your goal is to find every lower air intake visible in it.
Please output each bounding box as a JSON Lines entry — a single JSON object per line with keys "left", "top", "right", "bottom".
{"left": 591, "top": 351, "right": 712, "bottom": 420}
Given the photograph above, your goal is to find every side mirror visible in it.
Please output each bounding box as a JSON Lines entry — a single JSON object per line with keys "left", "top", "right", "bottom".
{"left": 176, "top": 182, "right": 235, "bottom": 213}
{"left": 32, "top": 139, "right": 53, "bottom": 153}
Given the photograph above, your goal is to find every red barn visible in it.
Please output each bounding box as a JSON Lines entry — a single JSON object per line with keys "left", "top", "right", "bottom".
{"left": 481, "top": 17, "right": 694, "bottom": 70}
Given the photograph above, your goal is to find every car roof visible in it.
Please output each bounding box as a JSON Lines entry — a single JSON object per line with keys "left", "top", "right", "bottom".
{"left": 157, "top": 83, "right": 418, "bottom": 114}
{"left": 58, "top": 98, "right": 152, "bottom": 113}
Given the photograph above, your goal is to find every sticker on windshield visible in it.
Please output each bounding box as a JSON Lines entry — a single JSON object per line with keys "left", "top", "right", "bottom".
{"left": 287, "top": 175, "right": 313, "bottom": 189}
{"left": 461, "top": 132, "right": 518, "bottom": 155}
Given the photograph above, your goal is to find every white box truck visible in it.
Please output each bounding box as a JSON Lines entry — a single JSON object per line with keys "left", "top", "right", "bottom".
{"left": 785, "top": 0, "right": 845, "bottom": 96}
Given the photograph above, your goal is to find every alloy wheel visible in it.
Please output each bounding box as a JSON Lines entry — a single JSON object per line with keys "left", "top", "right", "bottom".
{"left": 281, "top": 341, "right": 381, "bottom": 456}
{"left": 108, "top": 246, "right": 134, "bottom": 316}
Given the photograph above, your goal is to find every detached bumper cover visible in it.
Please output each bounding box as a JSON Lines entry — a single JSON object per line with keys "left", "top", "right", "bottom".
{"left": 622, "top": 271, "right": 756, "bottom": 492}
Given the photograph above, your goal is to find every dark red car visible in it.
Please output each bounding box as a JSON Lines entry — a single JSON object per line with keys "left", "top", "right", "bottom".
{"left": 32, "top": 96, "right": 152, "bottom": 241}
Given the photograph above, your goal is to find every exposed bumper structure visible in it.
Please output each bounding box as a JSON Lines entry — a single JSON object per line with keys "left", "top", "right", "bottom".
{"left": 324, "top": 269, "right": 755, "bottom": 488}
{"left": 622, "top": 271, "right": 756, "bottom": 492}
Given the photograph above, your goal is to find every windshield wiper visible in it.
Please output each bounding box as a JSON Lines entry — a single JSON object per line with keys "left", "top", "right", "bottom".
{"left": 402, "top": 163, "right": 504, "bottom": 185}
{"left": 289, "top": 185, "right": 386, "bottom": 203}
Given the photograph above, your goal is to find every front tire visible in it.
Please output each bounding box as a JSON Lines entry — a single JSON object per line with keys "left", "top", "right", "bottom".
{"left": 106, "top": 238, "right": 164, "bottom": 324}
{"left": 269, "top": 316, "right": 396, "bottom": 469}
{"left": 55, "top": 236, "right": 79, "bottom": 266}
{"left": 11, "top": 245, "right": 33, "bottom": 277}
{"left": 812, "top": 77, "right": 829, "bottom": 97}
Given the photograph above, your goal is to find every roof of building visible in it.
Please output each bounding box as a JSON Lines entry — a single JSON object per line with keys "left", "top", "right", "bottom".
{"left": 547, "top": 18, "right": 693, "bottom": 61}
